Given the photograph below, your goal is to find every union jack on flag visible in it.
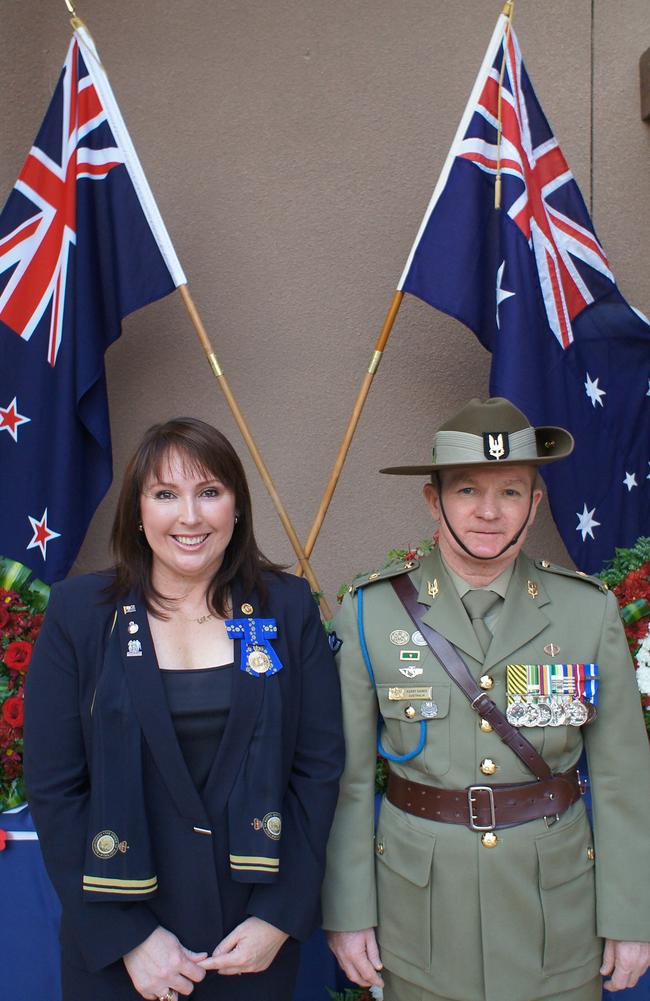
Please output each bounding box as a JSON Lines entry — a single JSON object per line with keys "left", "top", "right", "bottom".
{"left": 0, "top": 26, "right": 185, "bottom": 583}
{"left": 398, "top": 13, "right": 650, "bottom": 573}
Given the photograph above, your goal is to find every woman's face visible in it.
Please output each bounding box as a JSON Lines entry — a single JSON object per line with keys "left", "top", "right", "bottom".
{"left": 139, "top": 448, "right": 237, "bottom": 587}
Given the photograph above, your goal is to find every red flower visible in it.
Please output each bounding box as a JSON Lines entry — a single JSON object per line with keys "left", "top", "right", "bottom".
{"left": 0, "top": 606, "right": 9, "bottom": 629}
{"left": 2, "top": 697, "right": 24, "bottom": 728}
{"left": 0, "top": 830, "right": 7, "bottom": 852}
{"left": 3, "top": 641, "right": 32, "bottom": 672}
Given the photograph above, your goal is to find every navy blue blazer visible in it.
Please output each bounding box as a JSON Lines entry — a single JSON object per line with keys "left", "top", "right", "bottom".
{"left": 24, "top": 570, "right": 344, "bottom": 977}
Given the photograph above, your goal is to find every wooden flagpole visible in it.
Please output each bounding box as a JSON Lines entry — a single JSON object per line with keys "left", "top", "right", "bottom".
{"left": 295, "top": 289, "right": 404, "bottom": 577}
{"left": 63, "top": 1, "right": 331, "bottom": 619}
{"left": 177, "top": 287, "right": 333, "bottom": 620}
{"left": 295, "top": 0, "right": 515, "bottom": 578}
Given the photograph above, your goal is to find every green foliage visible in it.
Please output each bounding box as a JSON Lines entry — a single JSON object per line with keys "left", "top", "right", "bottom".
{"left": 598, "top": 538, "right": 650, "bottom": 588}
{"left": 326, "top": 989, "right": 372, "bottom": 1001}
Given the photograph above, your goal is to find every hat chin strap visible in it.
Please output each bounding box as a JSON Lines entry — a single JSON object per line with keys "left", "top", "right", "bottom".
{"left": 438, "top": 491, "right": 534, "bottom": 562}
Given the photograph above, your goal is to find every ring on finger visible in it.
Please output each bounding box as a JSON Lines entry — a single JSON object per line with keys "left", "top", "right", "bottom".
{"left": 159, "top": 991, "right": 177, "bottom": 1001}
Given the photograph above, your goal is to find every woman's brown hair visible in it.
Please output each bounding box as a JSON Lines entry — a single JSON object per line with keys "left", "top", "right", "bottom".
{"left": 108, "top": 417, "right": 282, "bottom": 616}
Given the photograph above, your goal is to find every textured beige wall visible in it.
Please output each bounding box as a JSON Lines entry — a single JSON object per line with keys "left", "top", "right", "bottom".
{"left": 1, "top": 1, "right": 648, "bottom": 605}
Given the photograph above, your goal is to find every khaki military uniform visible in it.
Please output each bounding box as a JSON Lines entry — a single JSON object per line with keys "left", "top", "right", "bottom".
{"left": 322, "top": 548, "right": 650, "bottom": 1001}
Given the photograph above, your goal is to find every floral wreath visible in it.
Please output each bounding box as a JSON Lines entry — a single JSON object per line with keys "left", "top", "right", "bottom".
{"left": 598, "top": 536, "right": 650, "bottom": 736}
{"left": 0, "top": 557, "right": 50, "bottom": 814}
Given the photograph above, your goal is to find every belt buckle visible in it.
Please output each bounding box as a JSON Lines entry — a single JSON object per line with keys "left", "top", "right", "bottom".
{"left": 467, "top": 785, "right": 496, "bottom": 832}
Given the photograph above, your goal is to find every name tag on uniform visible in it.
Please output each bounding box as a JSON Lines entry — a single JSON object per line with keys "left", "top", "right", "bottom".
{"left": 388, "top": 686, "right": 433, "bottom": 701}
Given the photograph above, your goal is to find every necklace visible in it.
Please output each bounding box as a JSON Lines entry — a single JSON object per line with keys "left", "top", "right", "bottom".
{"left": 194, "top": 613, "right": 214, "bottom": 625}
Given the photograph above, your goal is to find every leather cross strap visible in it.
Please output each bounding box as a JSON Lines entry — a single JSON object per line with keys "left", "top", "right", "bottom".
{"left": 390, "top": 574, "right": 553, "bottom": 782}
{"left": 386, "top": 769, "right": 581, "bottom": 831}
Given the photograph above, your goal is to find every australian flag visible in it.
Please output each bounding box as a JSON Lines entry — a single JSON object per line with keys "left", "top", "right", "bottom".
{"left": 398, "top": 14, "right": 650, "bottom": 574}
{"left": 0, "top": 26, "right": 185, "bottom": 583}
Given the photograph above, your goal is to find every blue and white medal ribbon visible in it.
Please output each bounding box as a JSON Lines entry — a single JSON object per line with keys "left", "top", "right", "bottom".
{"left": 225, "top": 617, "right": 283, "bottom": 677}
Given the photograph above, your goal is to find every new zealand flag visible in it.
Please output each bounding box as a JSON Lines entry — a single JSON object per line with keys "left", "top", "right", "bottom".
{"left": 0, "top": 27, "right": 185, "bottom": 582}
{"left": 398, "top": 15, "right": 650, "bottom": 573}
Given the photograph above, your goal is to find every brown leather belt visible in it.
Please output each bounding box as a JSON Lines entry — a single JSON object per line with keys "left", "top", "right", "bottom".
{"left": 387, "top": 768, "right": 582, "bottom": 831}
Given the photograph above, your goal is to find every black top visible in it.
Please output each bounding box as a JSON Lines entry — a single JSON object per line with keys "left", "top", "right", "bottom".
{"left": 161, "top": 664, "right": 233, "bottom": 791}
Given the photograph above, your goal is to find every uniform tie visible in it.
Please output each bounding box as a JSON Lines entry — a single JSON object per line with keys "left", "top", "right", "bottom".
{"left": 462, "top": 589, "right": 500, "bottom": 655}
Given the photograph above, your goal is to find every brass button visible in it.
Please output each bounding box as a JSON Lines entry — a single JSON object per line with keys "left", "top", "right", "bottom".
{"left": 481, "top": 832, "right": 498, "bottom": 848}
{"left": 404, "top": 705, "right": 417, "bottom": 720}
{"left": 480, "top": 757, "right": 497, "bottom": 776}
{"left": 375, "top": 840, "right": 384, "bottom": 856}
{"left": 479, "top": 675, "right": 494, "bottom": 690}
{"left": 541, "top": 559, "right": 550, "bottom": 568}
{"left": 587, "top": 846, "right": 595, "bottom": 861}
{"left": 479, "top": 719, "right": 493, "bottom": 733}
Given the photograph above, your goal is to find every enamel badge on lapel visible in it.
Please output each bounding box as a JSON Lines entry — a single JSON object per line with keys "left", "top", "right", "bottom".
{"left": 225, "top": 617, "right": 283, "bottom": 678}
{"left": 126, "top": 638, "right": 142, "bottom": 657}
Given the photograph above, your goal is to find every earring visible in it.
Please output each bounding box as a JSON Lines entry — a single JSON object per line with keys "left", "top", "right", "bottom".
{"left": 138, "top": 523, "right": 143, "bottom": 532}
{"left": 234, "top": 515, "right": 239, "bottom": 525}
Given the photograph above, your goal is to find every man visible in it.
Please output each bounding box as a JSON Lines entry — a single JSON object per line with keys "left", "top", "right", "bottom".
{"left": 322, "top": 398, "right": 650, "bottom": 1001}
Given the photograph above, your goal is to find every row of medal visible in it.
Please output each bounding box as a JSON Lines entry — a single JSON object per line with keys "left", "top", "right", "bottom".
{"left": 505, "top": 663, "right": 599, "bottom": 728}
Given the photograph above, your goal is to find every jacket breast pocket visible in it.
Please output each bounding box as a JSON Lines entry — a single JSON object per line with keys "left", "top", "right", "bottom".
{"left": 375, "top": 799, "right": 435, "bottom": 971}
{"left": 376, "top": 683, "right": 451, "bottom": 772}
{"left": 536, "top": 809, "right": 599, "bottom": 974}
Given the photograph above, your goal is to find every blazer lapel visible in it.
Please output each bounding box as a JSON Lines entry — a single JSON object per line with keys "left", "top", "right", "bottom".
{"left": 484, "top": 556, "right": 550, "bottom": 670}
{"left": 418, "top": 550, "right": 485, "bottom": 664}
{"left": 117, "top": 595, "right": 209, "bottom": 824}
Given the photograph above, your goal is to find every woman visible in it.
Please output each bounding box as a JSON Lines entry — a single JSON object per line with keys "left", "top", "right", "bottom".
{"left": 24, "top": 417, "right": 344, "bottom": 1001}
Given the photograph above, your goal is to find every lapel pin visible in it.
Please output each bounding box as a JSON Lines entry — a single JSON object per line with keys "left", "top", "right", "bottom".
{"left": 427, "top": 579, "right": 439, "bottom": 599}
{"left": 123, "top": 604, "right": 136, "bottom": 614}
{"left": 527, "top": 580, "right": 539, "bottom": 598}
{"left": 126, "top": 639, "right": 142, "bottom": 657}
{"left": 127, "top": 621, "right": 139, "bottom": 635}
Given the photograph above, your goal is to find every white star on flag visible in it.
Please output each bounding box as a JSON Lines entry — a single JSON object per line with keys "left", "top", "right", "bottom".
{"left": 576, "top": 503, "right": 600, "bottom": 541}
{"left": 495, "top": 261, "right": 515, "bottom": 330}
{"left": 26, "top": 508, "right": 61, "bottom": 559}
{"left": 584, "top": 373, "right": 606, "bottom": 408}
{"left": 623, "top": 472, "right": 638, "bottom": 491}
{"left": 0, "top": 398, "right": 30, "bottom": 442}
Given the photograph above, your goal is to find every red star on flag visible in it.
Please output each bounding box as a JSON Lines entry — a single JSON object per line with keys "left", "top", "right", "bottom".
{"left": 0, "top": 397, "right": 31, "bottom": 442}
{"left": 27, "top": 508, "right": 61, "bottom": 560}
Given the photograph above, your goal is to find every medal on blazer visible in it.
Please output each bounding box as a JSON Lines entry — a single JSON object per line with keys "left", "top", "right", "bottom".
{"left": 225, "top": 617, "right": 284, "bottom": 678}
{"left": 506, "top": 663, "right": 599, "bottom": 727}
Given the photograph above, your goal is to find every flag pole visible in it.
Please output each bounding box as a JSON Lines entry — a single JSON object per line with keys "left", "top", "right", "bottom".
{"left": 494, "top": 0, "right": 515, "bottom": 209}
{"left": 295, "top": 0, "right": 514, "bottom": 577}
{"left": 178, "top": 286, "right": 333, "bottom": 619}
{"left": 61, "top": 1, "right": 331, "bottom": 618}
{"left": 294, "top": 289, "right": 404, "bottom": 577}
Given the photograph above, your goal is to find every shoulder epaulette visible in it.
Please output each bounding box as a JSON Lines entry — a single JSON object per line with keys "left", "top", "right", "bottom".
{"left": 534, "top": 559, "right": 609, "bottom": 594}
{"left": 348, "top": 557, "right": 420, "bottom": 596}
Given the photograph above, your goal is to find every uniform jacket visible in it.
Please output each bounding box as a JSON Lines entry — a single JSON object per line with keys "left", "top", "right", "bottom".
{"left": 322, "top": 548, "right": 650, "bottom": 1001}
{"left": 24, "top": 570, "right": 344, "bottom": 979}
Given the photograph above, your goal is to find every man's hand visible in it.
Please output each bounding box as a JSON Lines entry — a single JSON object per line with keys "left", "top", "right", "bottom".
{"left": 326, "top": 929, "right": 384, "bottom": 989}
{"left": 199, "top": 916, "right": 288, "bottom": 976}
{"left": 123, "top": 926, "right": 207, "bottom": 999}
{"left": 601, "top": 939, "right": 650, "bottom": 992}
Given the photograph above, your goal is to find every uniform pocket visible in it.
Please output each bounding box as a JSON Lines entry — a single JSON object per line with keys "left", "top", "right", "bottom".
{"left": 536, "top": 810, "right": 599, "bottom": 973}
{"left": 375, "top": 800, "right": 435, "bottom": 971}
{"left": 376, "top": 683, "right": 451, "bottom": 771}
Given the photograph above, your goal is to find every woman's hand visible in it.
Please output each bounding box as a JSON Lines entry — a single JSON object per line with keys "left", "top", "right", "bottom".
{"left": 123, "top": 926, "right": 208, "bottom": 999}
{"left": 199, "top": 916, "right": 289, "bottom": 976}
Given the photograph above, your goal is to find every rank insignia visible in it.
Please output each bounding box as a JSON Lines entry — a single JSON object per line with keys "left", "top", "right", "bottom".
{"left": 262, "top": 812, "right": 282, "bottom": 840}
{"left": 225, "top": 617, "right": 283, "bottom": 677}
{"left": 506, "top": 663, "right": 599, "bottom": 727}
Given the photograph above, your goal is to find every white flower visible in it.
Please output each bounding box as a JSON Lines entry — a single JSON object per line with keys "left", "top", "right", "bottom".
{"left": 369, "top": 989, "right": 384, "bottom": 1001}
{"left": 636, "top": 664, "right": 650, "bottom": 696}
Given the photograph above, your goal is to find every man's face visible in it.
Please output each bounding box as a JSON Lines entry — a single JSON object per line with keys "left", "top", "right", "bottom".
{"left": 423, "top": 465, "right": 542, "bottom": 567}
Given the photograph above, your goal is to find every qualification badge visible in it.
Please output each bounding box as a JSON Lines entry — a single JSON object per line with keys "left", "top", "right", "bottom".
{"left": 506, "top": 664, "right": 599, "bottom": 727}
{"left": 225, "top": 617, "right": 283, "bottom": 678}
